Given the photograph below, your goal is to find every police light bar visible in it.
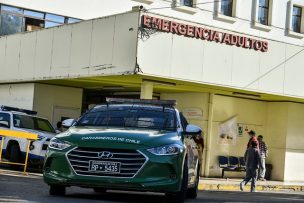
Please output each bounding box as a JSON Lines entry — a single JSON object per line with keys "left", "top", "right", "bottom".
{"left": 106, "top": 98, "right": 177, "bottom": 107}
{"left": 0, "top": 105, "right": 37, "bottom": 115}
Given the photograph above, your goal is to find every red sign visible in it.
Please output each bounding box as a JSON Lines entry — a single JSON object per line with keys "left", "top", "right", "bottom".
{"left": 142, "top": 15, "right": 268, "bottom": 52}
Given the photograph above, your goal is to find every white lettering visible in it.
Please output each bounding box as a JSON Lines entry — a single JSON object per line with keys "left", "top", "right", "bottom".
{"left": 81, "top": 136, "right": 140, "bottom": 144}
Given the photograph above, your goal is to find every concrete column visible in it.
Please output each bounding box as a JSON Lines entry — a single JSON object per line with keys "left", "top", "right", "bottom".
{"left": 140, "top": 82, "right": 153, "bottom": 99}
{"left": 204, "top": 93, "right": 214, "bottom": 177}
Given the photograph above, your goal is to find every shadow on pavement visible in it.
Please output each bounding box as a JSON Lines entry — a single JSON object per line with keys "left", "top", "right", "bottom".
{"left": 64, "top": 190, "right": 167, "bottom": 203}
{"left": 1, "top": 173, "right": 304, "bottom": 203}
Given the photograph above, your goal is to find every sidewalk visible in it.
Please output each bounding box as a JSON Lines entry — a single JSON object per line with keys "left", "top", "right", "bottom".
{"left": 199, "top": 178, "right": 304, "bottom": 192}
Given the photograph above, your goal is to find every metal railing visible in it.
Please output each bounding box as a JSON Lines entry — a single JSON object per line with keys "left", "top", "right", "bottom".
{"left": 0, "top": 129, "right": 38, "bottom": 174}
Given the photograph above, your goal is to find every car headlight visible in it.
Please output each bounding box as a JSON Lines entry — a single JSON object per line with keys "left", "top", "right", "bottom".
{"left": 147, "top": 144, "right": 184, "bottom": 155}
{"left": 49, "top": 138, "right": 71, "bottom": 150}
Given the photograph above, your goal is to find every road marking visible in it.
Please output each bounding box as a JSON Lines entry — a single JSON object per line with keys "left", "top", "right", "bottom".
{"left": 0, "top": 198, "right": 26, "bottom": 202}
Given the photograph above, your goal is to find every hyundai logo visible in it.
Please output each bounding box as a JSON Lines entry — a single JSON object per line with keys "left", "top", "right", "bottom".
{"left": 98, "top": 151, "right": 113, "bottom": 159}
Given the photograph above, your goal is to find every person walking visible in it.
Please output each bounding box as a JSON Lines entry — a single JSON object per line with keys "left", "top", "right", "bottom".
{"left": 258, "top": 135, "right": 268, "bottom": 181}
{"left": 240, "top": 141, "right": 261, "bottom": 192}
{"left": 247, "top": 130, "right": 259, "bottom": 149}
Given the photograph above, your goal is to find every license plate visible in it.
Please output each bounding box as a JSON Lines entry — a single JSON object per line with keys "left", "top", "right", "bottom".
{"left": 89, "top": 160, "right": 121, "bottom": 173}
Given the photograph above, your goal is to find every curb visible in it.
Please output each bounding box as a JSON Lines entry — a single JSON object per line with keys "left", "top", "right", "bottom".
{"left": 198, "top": 184, "right": 304, "bottom": 192}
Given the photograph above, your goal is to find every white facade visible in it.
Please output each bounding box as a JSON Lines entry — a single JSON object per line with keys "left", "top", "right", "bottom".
{"left": 0, "top": 12, "right": 139, "bottom": 82}
{"left": 0, "top": 0, "right": 304, "bottom": 99}
{"left": 137, "top": 13, "right": 304, "bottom": 99}
{"left": 1, "top": 0, "right": 304, "bottom": 181}
{"left": 0, "top": 83, "right": 35, "bottom": 109}
{"left": 1, "top": 0, "right": 304, "bottom": 46}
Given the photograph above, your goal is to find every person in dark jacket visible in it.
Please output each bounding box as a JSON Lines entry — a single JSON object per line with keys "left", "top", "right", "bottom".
{"left": 247, "top": 130, "right": 259, "bottom": 149}
{"left": 240, "top": 141, "right": 261, "bottom": 192}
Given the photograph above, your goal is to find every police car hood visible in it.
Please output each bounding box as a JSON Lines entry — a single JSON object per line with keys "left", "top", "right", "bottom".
{"left": 56, "top": 126, "right": 181, "bottom": 148}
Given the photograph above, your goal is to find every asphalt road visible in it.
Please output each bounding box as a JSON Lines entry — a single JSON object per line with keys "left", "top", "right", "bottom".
{"left": 0, "top": 174, "right": 304, "bottom": 203}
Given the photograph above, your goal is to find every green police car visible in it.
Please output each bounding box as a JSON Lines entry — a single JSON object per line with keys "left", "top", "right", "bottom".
{"left": 43, "top": 98, "right": 203, "bottom": 203}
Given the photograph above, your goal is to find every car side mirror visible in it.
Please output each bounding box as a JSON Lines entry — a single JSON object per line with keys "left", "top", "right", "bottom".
{"left": 55, "top": 129, "right": 62, "bottom": 134}
{"left": 62, "top": 119, "right": 76, "bottom": 128}
{"left": 185, "top": 124, "right": 202, "bottom": 135}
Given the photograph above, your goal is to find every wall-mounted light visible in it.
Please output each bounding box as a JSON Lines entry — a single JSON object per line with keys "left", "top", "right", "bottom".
{"left": 232, "top": 92, "right": 261, "bottom": 99}
{"left": 142, "top": 79, "right": 176, "bottom": 86}
{"left": 102, "top": 86, "right": 125, "bottom": 90}
{"left": 84, "top": 86, "right": 126, "bottom": 90}
{"left": 84, "top": 86, "right": 104, "bottom": 89}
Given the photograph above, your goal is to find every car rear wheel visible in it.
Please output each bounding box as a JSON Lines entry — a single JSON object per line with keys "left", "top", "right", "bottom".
{"left": 49, "top": 185, "right": 66, "bottom": 196}
{"left": 165, "top": 159, "right": 188, "bottom": 203}
{"left": 187, "top": 165, "right": 200, "bottom": 199}
{"left": 93, "top": 187, "right": 107, "bottom": 193}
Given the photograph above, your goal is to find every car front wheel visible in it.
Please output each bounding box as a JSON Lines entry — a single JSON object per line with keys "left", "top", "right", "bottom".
{"left": 165, "top": 159, "right": 188, "bottom": 203}
{"left": 187, "top": 164, "right": 200, "bottom": 199}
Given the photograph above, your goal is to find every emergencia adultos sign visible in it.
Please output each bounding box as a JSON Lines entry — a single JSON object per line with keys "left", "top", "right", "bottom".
{"left": 142, "top": 15, "right": 268, "bottom": 52}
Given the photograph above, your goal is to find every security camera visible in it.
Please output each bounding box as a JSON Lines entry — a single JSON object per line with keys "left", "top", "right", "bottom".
{"left": 139, "top": 5, "right": 144, "bottom": 10}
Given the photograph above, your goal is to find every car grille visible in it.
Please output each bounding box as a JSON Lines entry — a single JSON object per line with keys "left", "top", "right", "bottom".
{"left": 66, "top": 147, "right": 147, "bottom": 178}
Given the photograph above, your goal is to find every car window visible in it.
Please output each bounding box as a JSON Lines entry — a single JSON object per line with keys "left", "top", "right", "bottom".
{"left": 77, "top": 104, "right": 177, "bottom": 131}
{"left": 179, "top": 113, "right": 189, "bottom": 131}
{"left": 37, "top": 119, "right": 54, "bottom": 132}
{"left": 0, "top": 113, "right": 10, "bottom": 128}
{"left": 13, "top": 114, "right": 55, "bottom": 133}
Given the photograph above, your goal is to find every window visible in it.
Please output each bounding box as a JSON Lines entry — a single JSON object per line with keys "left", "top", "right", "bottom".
{"left": 13, "top": 114, "right": 55, "bottom": 133}
{"left": 24, "top": 10, "right": 44, "bottom": 19}
{"left": 76, "top": 105, "right": 177, "bottom": 131}
{"left": 0, "top": 113, "right": 10, "bottom": 128}
{"left": 67, "top": 17, "right": 81, "bottom": 24}
{"left": 173, "top": 0, "right": 197, "bottom": 14}
{"left": 24, "top": 10, "right": 45, "bottom": 31}
{"left": 220, "top": 0, "right": 233, "bottom": 16}
{"left": 292, "top": 6, "right": 302, "bottom": 33}
{"left": 179, "top": 113, "right": 189, "bottom": 131}
{"left": 180, "top": 0, "right": 193, "bottom": 7}
{"left": 45, "top": 13, "right": 65, "bottom": 28}
{"left": 0, "top": 3, "right": 82, "bottom": 36}
{"left": 1, "top": 5, "right": 23, "bottom": 13}
{"left": 215, "top": 0, "right": 237, "bottom": 23}
{"left": 287, "top": 1, "right": 304, "bottom": 38}
{"left": 253, "top": 0, "right": 272, "bottom": 31}
{"left": 37, "top": 119, "right": 54, "bottom": 133}
{"left": 258, "top": 0, "right": 269, "bottom": 25}
{"left": 24, "top": 18, "right": 44, "bottom": 31}
{"left": 0, "top": 5, "right": 23, "bottom": 36}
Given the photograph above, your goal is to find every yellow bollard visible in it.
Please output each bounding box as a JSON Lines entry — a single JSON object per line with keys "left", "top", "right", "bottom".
{"left": 23, "top": 140, "right": 32, "bottom": 174}
{"left": 0, "top": 137, "right": 4, "bottom": 161}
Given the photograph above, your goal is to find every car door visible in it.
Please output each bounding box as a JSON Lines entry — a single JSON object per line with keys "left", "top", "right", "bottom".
{"left": 179, "top": 113, "right": 199, "bottom": 185}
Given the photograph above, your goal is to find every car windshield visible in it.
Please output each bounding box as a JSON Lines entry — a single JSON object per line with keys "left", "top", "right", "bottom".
{"left": 76, "top": 104, "right": 177, "bottom": 131}
{"left": 13, "top": 114, "right": 56, "bottom": 133}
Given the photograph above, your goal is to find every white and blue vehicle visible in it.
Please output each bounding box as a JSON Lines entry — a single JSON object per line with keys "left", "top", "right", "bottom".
{"left": 0, "top": 106, "right": 56, "bottom": 166}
